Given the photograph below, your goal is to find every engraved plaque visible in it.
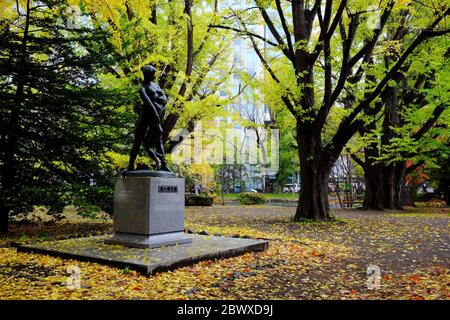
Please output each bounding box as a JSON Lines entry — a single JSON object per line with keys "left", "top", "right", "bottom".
{"left": 158, "top": 185, "right": 178, "bottom": 193}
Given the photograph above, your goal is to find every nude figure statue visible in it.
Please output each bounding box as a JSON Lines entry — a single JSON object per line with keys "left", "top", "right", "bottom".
{"left": 127, "top": 65, "right": 171, "bottom": 172}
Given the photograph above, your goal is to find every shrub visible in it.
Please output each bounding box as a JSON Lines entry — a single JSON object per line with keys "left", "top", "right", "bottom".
{"left": 238, "top": 192, "right": 266, "bottom": 205}
{"left": 185, "top": 195, "right": 214, "bottom": 206}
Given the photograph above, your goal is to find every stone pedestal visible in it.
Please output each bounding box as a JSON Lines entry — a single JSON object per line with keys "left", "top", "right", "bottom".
{"left": 19, "top": 170, "right": 269, "bottom": 275}
{"left": 105, "top": 171, "right": 192, "bottom": 248}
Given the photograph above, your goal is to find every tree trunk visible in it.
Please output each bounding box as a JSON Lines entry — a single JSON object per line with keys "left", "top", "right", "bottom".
{"left": 363, "top": 163, "right": 385, "bottom": 210}
{"left": 364, "top": 156, "right": 410, "bottom": 210}
{"left": 294, "top": 130, "right": 332, "bottom": 221}
{"left": 363, "top": 82, "right": 407, "bottom": 210}
{"left": 295, "top": 160, "right": 331, "bottom": 221}
{"left": 380, "top": 80, "right": 404, "bottom": 210}
{"left": 362, "top": 132, "right": 385, "bottom": 210}
{"left": 382, "top": 165, "right": 397, "bottom": 209}
{"left": 380, "top": 162, "right": 405, "bottom": 209}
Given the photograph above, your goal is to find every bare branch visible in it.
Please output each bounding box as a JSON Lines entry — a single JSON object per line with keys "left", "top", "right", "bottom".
{"left": 275, "top": 0, "right": 294, "bottom": 59}
{"left": 209, "top": 24, "right": 279, "bottom": 47}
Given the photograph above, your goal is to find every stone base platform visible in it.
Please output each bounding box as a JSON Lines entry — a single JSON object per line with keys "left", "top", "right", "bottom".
{"left": 104, "top": 231, "right": 193, "bottom": 249}
{"left": 17, "top": 235, "right": 269, "bottom": 275}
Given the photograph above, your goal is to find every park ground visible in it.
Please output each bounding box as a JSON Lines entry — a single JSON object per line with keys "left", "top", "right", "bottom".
{"left": 0, "top": 205, "right": 448, "bottom": 300}
{"left": 221, "top": 193, "right": 299, "bottom": 201}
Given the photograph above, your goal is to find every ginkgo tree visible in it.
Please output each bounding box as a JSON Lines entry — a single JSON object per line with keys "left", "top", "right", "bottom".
{"left": 213, "top": 0, "right": 449, "bottom": 220}
{"left": 350, "top": 37, "right": 450, "bottom": 210}
{"left": 74, "top": 0, "right": 238, "bottom": 155}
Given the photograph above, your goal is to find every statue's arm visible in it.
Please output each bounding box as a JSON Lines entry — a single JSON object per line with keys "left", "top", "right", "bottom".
{"left": 139, "top": 87, "right": 160, "bottom": 123}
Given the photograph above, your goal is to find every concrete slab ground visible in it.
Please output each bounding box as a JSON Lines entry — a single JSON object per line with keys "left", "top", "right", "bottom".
{"left": 17, "top": 234, "right": 269, "bottom": 275}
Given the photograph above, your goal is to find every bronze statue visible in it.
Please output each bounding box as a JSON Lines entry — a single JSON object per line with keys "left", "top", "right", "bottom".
{"left": 127, "top": 65, "right": 171, "bottom": 172}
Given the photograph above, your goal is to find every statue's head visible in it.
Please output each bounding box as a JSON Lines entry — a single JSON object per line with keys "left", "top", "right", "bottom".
{"left": 141, "top": 65, "right": 156, "bottom": 82}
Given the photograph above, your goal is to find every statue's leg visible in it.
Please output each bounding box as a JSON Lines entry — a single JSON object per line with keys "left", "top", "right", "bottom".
{"left": 143, "top": 133, "right": 160, "bottom": 168}
{"left": 128, "top": 113, "right": 148, "bottom": 171}
{"left": 155, "top": 132, "right": 171, "bottom": 172}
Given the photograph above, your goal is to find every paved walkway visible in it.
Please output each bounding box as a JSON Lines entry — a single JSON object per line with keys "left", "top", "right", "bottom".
{"left": 185, "top": 205, "right": 449, "bottom": 298}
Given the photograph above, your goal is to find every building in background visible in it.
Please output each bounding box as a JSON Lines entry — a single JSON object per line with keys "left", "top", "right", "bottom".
{"left": 214, "top": 11, "right": 278, "bottom": 193}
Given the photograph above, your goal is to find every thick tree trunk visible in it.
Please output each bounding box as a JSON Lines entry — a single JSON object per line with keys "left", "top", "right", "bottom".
{"left": 362, "top": 130, "right": 385, "bottom": 210}
{"left": 383, "top": 165, "right": 397, "bottom": 209}
{"left": 295, "top": 164, "right": 331, "bottom": 221}
{"left": 363, "top": 163, "right": 385, "bottom": 210}
{"left": 363, "top": 82, "right": 409, "bottom": 210}
{"left": 294, "top": 130, "right": 332, "bottom": 221}
{"left": 380, "top": 162, "right": 405, "bottom": 209}
{"left": 363, "top": 156, "right": 410, "bottom": 210}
